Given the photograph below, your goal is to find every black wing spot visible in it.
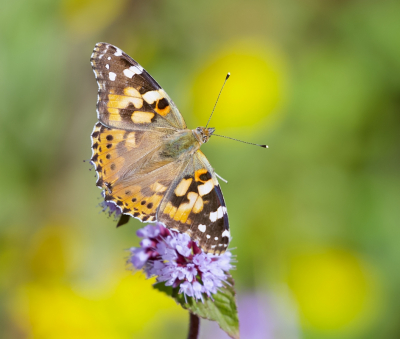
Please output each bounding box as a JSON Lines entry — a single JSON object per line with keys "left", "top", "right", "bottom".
{"left": 91, "top": 153, "right": 98, "bottom": 162}
{"left": 106, "top": 135, "right": 113, "bottom": 141}
{"left": 158, "top": 98, "right": 169, "bottom": 109}
{"left": 199, "top": 172, "right": 212, "bottom": 182}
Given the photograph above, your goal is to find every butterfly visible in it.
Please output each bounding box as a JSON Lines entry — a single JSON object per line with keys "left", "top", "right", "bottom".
{"left": 90, "top": 43, "right": 230, "bottom": 254}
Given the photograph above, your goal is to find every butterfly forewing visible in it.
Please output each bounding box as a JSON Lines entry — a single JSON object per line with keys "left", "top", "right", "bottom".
{"left": 91, "top": 42, "right": 186, "bottom": 131}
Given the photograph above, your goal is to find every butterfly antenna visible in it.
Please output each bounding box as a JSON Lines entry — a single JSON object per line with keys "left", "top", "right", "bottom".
{"left": 212, "top": 133, "right": 268, "bottom": 148}
{"left": 205, "top": 73, "right": 230, "bottom": 128}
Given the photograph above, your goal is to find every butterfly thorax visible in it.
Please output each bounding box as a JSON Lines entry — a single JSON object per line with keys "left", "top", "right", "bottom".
{"left": 159, "top": 127, "right": 215, "bottom": 160}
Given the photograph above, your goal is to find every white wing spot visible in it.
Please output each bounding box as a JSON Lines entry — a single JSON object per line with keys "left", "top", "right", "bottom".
{"left": 209, "top": 211, "right": 217, "bottom": 222}
{"left": 198, "top": 180, "right": 213, "bottom": 196}
{"left": 211, "top": 245, "right": 216, "bottom": 249}
{"left": 209, "top": 206, "right": 226, "bottom": 222}
{"left": 222, "top": 230, "right": 230, "bottom": 238}
{"left": 107, "top": 56, "right": 111, "bottom": 60}
{"left": 114, "top": 48, "right": 123, "bottom": 56}
{"left": 224, "top": 244, "right": 228, "bottom": 247}
{"left": 143, "top": 90, "right": 163, "bottom": 104}
{"left": 214, "top": 237, "right": 218, "bottom": 240}
{"left": 123, "top": 66, "right": 142, "bottom": 78}
{"left": 105, "top": 64, "right": 109, "bottom": 69}
{"left": 109, "top": 72, "right": 116, "bottom": 81}
{"left": 198, "top": 224, "right": 206, "bottom": 233}
{"left": 206, "top": 235, "right": 211, "bottom": 239}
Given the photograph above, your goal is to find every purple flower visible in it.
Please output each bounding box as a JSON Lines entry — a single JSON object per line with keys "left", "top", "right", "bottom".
{"left": 128, "top": 223, "right": 234, "bottom": 301}
{"left": 99, "top": 191, "right": 121, "bottom": 218}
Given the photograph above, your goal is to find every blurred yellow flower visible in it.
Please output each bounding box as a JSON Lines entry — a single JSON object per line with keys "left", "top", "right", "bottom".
{"left": 13, "top": 274, "right": 183, "bottom": 339}
{"left": 192, "top": 39, "right": 286, "bottom": 131}
{"left": 287, "top": 248, "right": 379, "bottom": 334}
{"left": 8, "top": 224, "right": 185, "bottom": 338}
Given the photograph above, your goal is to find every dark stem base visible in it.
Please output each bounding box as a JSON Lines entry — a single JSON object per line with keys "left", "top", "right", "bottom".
{"left": 187, "top": 313, "right": 200, "bottom": 339}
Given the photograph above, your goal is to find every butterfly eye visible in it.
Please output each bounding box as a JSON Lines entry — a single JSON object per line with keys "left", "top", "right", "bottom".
{"left": 203, "top": 136, "right": 207, "bottom": 143}
{"left": 197, "top": 127, "right": 201, "bottom": 132}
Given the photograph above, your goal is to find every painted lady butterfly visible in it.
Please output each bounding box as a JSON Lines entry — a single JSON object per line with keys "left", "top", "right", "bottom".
{"left": 90, "top": 43, "right": 230, "bottom": 254}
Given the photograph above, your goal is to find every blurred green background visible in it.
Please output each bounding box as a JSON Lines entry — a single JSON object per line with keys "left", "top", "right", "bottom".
{"left": 1, "top": 0, "right": 399, "bottom": 338}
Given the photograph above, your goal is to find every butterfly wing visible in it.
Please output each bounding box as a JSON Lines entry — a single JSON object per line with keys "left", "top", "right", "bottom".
{"left": 90, "top": 43, "right": 230, "bottom": 254}
{"left": 157, "top": 150, "right": 230, "bottom": 254}
{"left": 91, "top": 122, "right": 186, "bottom": 222}
{"left": 91, "top": 42, "right": 186, "bottom": 131}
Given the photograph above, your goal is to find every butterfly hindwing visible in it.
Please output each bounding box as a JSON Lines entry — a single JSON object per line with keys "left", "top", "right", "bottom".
{"left": 157, "top": 150, "right": 230, "bottom": 254}
{"left": 91, "top": 121, "right": 164, "bottom": 187}
{"left": 104, "top": 159, "right": 185, "bottom": 223}
{"left": 91, "top": 42, "right": 186, "bottom": 131}
{"left": 91, "top": 121, "right": 187, "bottom": 222}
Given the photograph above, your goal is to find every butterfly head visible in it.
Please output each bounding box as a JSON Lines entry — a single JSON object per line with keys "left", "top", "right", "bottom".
{"left": 193, "top": 126, "right": 215, "bottom": 145}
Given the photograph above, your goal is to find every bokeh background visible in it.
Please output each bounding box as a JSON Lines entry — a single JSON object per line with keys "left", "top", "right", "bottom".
{"left": 1, "top": 0, "right": 399, "bottom": 338}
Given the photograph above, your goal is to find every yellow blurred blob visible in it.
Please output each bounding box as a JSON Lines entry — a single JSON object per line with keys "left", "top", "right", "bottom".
{"left": 13, "top": 274, "right": 183, "bottom": 339}
{"left": 9, "top": 224, "right": 185, "bottom": 338}
{"left": 287, "top": 248, "right": 377, "bottom": 332}
{"left": 62, "top": 0, "right": 127, "bottom": 37}
{"left": 192, "top": 40, "right": 285, "bottom": 130}
{"left": 28, "top": 224, "right": 69, "bottom": 281}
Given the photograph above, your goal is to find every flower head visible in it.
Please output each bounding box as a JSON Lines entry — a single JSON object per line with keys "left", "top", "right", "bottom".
{"left": 128, "top": 223, "right": 233, "bottom": 301}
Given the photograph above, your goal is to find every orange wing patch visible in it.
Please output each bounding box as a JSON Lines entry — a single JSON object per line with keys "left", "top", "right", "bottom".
{"left": 105, "top": 175, "right": 179, "bottom": 223}
{"left": 108, "top": 87, "right": 143, "bottom": 110}
{"left": 160, "top": 171, "right": 211, "bottom": 227}
{"left": 131, "top": 111, "right": 155, "bottom": 124}
{"left": 174, "top": 178, "right": 193, "bottom": 196}
{"left": 91, "top": 122, "right": 140, "bottom": 189}
{"left": 106, "top": 184, "right": 164, "bottom": 222}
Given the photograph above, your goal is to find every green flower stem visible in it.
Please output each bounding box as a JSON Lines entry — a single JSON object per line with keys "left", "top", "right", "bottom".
{"left": 188, "top": 313, "right": 200, "bottom": 339}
